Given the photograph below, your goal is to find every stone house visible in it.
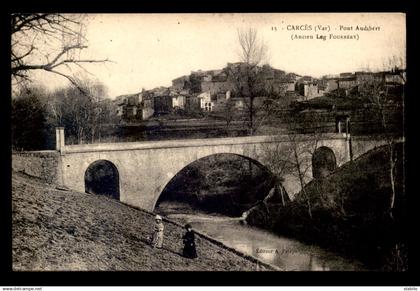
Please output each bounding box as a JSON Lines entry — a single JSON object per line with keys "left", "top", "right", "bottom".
{"left": 355, "top": 71, "right": 375, "bottom": 85}
{"left": 284, "top": 80, "right": 296, "bottom": 92}
{"left": 114, "top": 92, "right": 154, "bottom": 121}
{"left": 172, "top": 75, "right": 190, "bottom": 90}
{"left": 338, "top": 76, "right": 357, "bottom": 89}
{"left": 141, "top": 98, "right": 154, "bottom": 120}
{"left": 198, "top": 91, "right": 214, "bottom": 112}
{"left": 185, "top": 95, "right": 201, "bottom": 112}
{"left": 230, "top": 97, "right": 245, "bottom": 109}
{"left": 152, "top": 87, "right": 173, "bottom": 114}
{"left": 319, "top": 74, "right": 338, "bottom": 92}
{"left": 114, "top": 95, "right": 126, "bottom": 116}
{"left": 297, "top": 83, "right": 323, "bottom": 100}
{"left": 153, "top": 95, "right": 172, "bottom": 114}
{"left": 171, "top": 95, "right": 186, "bottom": 109}
{"left": 200, "top": 80, "right": 232, "bottom": 96}
{"left": 114, "top": 94, "right": 140, "bottom": 118}
{"left": 216, "top": 90, "right": 231, "bottom": 104}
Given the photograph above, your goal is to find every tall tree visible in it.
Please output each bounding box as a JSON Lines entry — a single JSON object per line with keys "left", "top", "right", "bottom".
{"left": 227, "top": 28, "right": 268, "bottom": 135}
{"left": 11, "top": 14, "right": 108, "bottom": 92}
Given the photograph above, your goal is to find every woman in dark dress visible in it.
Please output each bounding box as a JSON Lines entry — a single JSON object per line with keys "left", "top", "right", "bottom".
{"left": 182, "top": 224, "right": 197, "bottom": 259}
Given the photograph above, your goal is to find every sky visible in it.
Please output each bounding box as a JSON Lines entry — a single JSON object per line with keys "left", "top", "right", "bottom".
{"left": 29, "top": 13, "right": 406, "bottom": 99}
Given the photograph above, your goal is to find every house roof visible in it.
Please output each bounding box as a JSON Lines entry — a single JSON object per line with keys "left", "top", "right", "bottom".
{"left": 172, "top": 75, "right": 189, "bottom": 83}
{"left": 339, "top": 77, "right": 356, "bottom": 81}
{"left": 355, "top": 71, "right": 374, "bottom": 75}
{"left": 340, "top": 72, "right": 354, "bottom": 78}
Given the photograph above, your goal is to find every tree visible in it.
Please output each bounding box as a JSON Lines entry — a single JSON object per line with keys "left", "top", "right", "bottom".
{"left": 220, "top": 98, "right": 235, "bottom": 133}
{"left": 94, "top": 98, "right": 119, "bottom": 142}
{"left": 227, "top": 28, "right": 268, "bottom": 135}
{"left": 261, "top": 111, "right": 327, "bottom": 219}
{"left": 11, "top": 86, "right": 51, "bottom": 150}
{"left": 358, "top": 69, "right": 405, "bottom": 220}
{"left": 11, "top": 14, "right": 108, "bottom": 92}
{"left": 256, "top": 86, "right": 289, "bottom": 133}
{"left": 46, "top": 80, "right": 113, "bottom": 144}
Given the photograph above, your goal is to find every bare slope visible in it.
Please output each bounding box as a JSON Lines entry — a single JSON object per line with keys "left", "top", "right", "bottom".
{"left": 12, "top": 172, "right": 271, "bottom": 271}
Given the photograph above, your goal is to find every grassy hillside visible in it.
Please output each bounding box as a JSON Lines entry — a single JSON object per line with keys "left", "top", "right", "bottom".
{"left": 12, "top": 171, "right": 272, "bottom": 271}
{"left": 246, "top": 142, "right": 407, "bottom": 271}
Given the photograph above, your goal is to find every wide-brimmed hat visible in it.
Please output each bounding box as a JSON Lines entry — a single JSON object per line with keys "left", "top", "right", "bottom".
{"left": 184, "top": 223, "right": 192, "bottom": 229}
{"left": 155, "top": 215, "right": 162, "bottom": 221}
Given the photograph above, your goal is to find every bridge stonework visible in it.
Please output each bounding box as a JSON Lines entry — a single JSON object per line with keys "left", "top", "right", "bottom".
{"left": 57, "top": 132, "right": 351, "bottom": 211}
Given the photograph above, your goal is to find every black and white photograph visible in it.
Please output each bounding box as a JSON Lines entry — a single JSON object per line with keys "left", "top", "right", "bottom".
{"left": 9, "top": 12, "right": 407, "bottom": 275}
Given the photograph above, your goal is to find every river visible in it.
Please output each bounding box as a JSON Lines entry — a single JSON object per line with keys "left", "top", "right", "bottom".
{"left": 156, "top": 201, "right": 367, "bottom": 271}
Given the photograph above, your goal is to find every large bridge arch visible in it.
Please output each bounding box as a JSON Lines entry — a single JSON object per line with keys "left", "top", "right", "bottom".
{"left": 150, "top": 152, "right": 273, "bottom": 211}
{"left": 138, "top": 143, "right": 271, "bottom": 211}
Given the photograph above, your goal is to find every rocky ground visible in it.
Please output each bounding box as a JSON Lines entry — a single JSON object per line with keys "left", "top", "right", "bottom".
{"left": 12, "top": 171, "right": 273, "bottom": 271}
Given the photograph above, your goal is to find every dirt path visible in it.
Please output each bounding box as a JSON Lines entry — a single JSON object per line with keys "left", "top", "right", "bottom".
{"left": 12, "top": 172, "right": 273, "bottom": 271}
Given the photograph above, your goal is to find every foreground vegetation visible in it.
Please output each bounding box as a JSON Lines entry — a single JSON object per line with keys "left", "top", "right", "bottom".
{"left": 246, "top": 143, "right": 407, "bottom": 271}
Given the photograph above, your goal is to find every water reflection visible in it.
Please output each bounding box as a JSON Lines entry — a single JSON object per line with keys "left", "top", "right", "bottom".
{"left": 167, "top": 212, "right": 365, "bottom": 271}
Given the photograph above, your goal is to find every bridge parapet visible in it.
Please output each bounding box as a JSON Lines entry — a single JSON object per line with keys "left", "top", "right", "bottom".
{"left": 62, "top": 133, "right": 349, "bottom": 154}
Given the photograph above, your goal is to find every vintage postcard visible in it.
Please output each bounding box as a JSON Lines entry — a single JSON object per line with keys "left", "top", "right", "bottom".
{"left": 11, "top": 13, "right": 406, "bottom": 273}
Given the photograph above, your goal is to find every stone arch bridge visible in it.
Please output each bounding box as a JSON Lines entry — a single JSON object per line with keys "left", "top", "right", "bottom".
{"left": 54, "top": 128, "right": 353, "bottom": 211}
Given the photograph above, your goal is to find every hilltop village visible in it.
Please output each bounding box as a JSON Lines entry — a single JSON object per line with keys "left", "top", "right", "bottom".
{"left": 113, "top": 62, "right": 405, "bottom": 128}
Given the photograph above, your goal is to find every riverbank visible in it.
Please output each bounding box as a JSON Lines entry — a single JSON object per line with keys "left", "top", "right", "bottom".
{"left": 157, "top": 208, "right": 366, "bottom": 271}
{"left": 12, "top": 171, "right": 274, "bottom": 271}
{"left": 245, "top": 143, "right": 407, "bottom": 271}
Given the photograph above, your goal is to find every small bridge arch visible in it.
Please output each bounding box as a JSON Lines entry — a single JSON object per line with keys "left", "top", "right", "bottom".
{"left": 84, "top": 159, "right": 120, "bottom": 200}
{"left": 312, "top": 146, "right": 337, "bottom": 180}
